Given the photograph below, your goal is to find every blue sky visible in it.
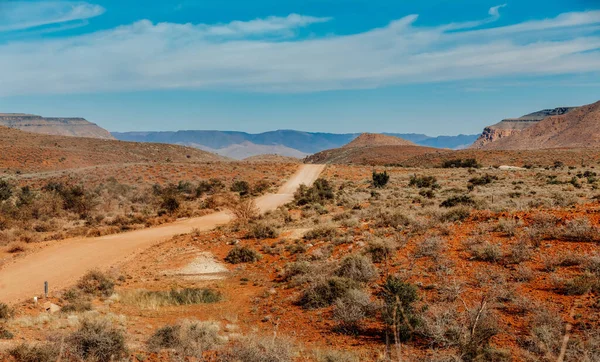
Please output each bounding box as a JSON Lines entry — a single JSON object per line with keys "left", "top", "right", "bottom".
{"left": 0, "top": 0, "right": 599, "bottom": 135}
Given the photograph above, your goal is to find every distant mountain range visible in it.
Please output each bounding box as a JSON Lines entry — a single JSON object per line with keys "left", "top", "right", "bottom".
{"left": 0, "top": 113, "right": 115, "bottom": 140}
{"left": 112, "top": 130, "right": 478, "bottom": 159}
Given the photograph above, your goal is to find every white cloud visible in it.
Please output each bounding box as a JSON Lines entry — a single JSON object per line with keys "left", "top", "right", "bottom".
{"left": 0, "top": 1, "right": 105, "bottom": 32}
{"left": 0, "top": 5, "right": 599, "bottom": 96}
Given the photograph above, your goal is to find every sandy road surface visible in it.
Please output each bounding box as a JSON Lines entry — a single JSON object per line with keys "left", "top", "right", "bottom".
{"left": 0, "top": 164, "right": 325, "bottom": 303}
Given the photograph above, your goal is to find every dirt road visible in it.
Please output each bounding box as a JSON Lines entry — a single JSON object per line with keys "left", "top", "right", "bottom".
{"left": 0, "top": 164, "right": 325, "bottom": 304}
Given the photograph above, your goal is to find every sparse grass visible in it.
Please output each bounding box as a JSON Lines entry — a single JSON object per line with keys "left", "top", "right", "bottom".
{"left": 120, "top": 288, "right": 222, "bottom": 309}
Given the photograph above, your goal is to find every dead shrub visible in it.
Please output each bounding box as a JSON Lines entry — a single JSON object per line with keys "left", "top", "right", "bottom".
{"left": 523, "top": 309, "right": 564, "bottom": 357}
{"left": 230, "top": 199, "right": 259, "bottom": 223}
{"left": 147, "top": 320, "right": 223, "bottom": 358}
{"left": 66, "top": 319, "right": 127, "bottom": 362}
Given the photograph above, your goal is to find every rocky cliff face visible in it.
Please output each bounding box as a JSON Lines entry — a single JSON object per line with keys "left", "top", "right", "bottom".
{"left": 470, "top": 107, "right": 576, "bottom": 149}
{"left": 0, "top": 113, "right": 114, "bottom": 140}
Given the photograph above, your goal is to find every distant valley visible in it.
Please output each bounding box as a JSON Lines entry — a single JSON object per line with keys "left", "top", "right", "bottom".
{"left": 112, "top": 130, "right": 478, "bottom": 159}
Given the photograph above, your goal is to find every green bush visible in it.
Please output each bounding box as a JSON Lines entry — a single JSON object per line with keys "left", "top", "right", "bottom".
{"left": 381, "top": 276, "right": 420, "bottom": 342}
{"left": 225, "top": 246, "right": 262, "bottom": 264}
{"left": 231, "top": 180, "right": 251, "bottom": 196}
{"left": 372, "top": 171, "right": 390, "bottom": 188}
{"left": 294, "top": 179, "right": 334, "bottom": 206}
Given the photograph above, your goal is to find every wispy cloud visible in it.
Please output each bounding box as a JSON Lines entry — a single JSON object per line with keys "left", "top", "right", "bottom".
{"left": 0, "top": 1, "right": 104, "bottom": 32}
{"left": 0, "top": 5, "right": 599, "bottom": 96}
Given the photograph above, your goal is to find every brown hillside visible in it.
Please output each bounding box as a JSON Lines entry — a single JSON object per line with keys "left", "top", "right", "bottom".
{"left": 482, "top": 101, "right": 600, "bottom": 150}
{"left": 343, "top": 132, "right": 415, "bottom": 148}
{"left": 0, "top": 113, "right": 115, "bottom": 140}
{"left": 0, "top": 126, "right": 228, "bottom": 173}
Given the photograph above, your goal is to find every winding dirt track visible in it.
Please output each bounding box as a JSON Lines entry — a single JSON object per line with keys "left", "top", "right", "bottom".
{"left": 0, "top": 164, "right": 325, "bottom": 304}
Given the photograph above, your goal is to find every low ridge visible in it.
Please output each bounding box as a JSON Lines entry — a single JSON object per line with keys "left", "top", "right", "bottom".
{"left": 342, "top": 133, "right": 415, "bottom": 148}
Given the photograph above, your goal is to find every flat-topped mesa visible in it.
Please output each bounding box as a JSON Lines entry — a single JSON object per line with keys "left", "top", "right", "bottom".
{"left": 470, "top": 107, "right": 577, "bottom": 149}
{"left": 0, "top": 113, "right": 115, "bottom": 140}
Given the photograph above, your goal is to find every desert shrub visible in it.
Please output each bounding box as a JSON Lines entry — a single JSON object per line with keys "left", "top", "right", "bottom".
{"left": 294, "top": 178, "right": 334, "bottom": 206}
{"left": 459, "top": 305, "right": 501, "bottom": 361}
{"left": 225, "top": 246, "right": 262, "bottom": 264}
{"left": 8, "top": 343, "right": 60, "bottom": 362}
{"left": 282, "top": 261, "right": 312, "bottom": 281}
{"left": 525, "top": 309, "right": 564, "bottom": 357}
{"left": 0, "top": 303, "right": 14, "bottom": 320}
{"left": 77, "top": 270, "right": 115, "bottom": 297}
{"left": 231, "top": 180, "right": 251, "bottom": 196}
{"left": 0, "top": 324, "right": 13, "bottom": 339}
{"left": 121, "top": 288, "right": 221, "bottom": 309}
{"left": 495, "top": 218, "right": 520, "bottom": 237}
{"left": 304, "top": 224, "right": 337, "bottom": 240}
{"left": 373, "top": 209, "right": 411, "bottom": 229}
{"left": 6, "top": 242, "right": 26, "bottom": 253}
{"left": 230, "top": 199, "right": 259, "bottom": 223}
{"left": 372, "top": 170, "right": 390, "bottom": 188}
{"left": 218, "top": 336, "right": 293, "bottom": 362}
{"left": 469, "top": 242, "right": 503, "bottom": 263}
{"left": 66, "top": 320, "right": 127, "bottom": 362}
{"left": 315, "top": 350, "right": 359, "bottom": 362}
{"left": 0, "top": 179, "right": 14, "bottom": 201}
{"left": 246, "top": 222, "right": 278, "bottom": 239}
{"left": 561, "top": 217, "right": 598, "bottom": 242}
{"left": 335, "top": 254, "right": 378, "bottom": 283}
{"left": 333, "top": 289, "right": 375, "bottom": 333}
{"left": 442, "top": 158, "right": 480, "bottom": 168}
{"left": 59, "top": 185, "right": 97, "bottom": 217}
{"left": 298, "top": 277, "right": 359, "bottom": 309}
{"left": 252, "top": 180, "right": 271, "bottom": 195}
{"left": 414, "top": 237, "right": 446, "bottom": 258}
{"left": 160, "top": 195, "right": 180, "bottom": 214}
{"left": 61, "top": 288, "right": 93, "bottom": 313}
{"left": 468, "top": 174, "right": 498, "bottom": 186}
{"left": 440, "top": 207, "right": 471, "bottom": 222}
{"left": 508, "top": 241, "right": 532, "bottom": 264}
{"left": 409, "top": 175, "right": 439, "bottom": 189}
{"left": 147, "top": 320, "right": 223, "bottom": 358}
{"left": 380, "top": 276, "right": 420, "bottom": 342}
{"left": 440, "top": 195, "right": 474, "bottom": 208}
{"left": 554, "top": 274, "right": 597, "bottom": 295}
{"left": 366, "top": 239, "right": 397, "bottom": 263}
